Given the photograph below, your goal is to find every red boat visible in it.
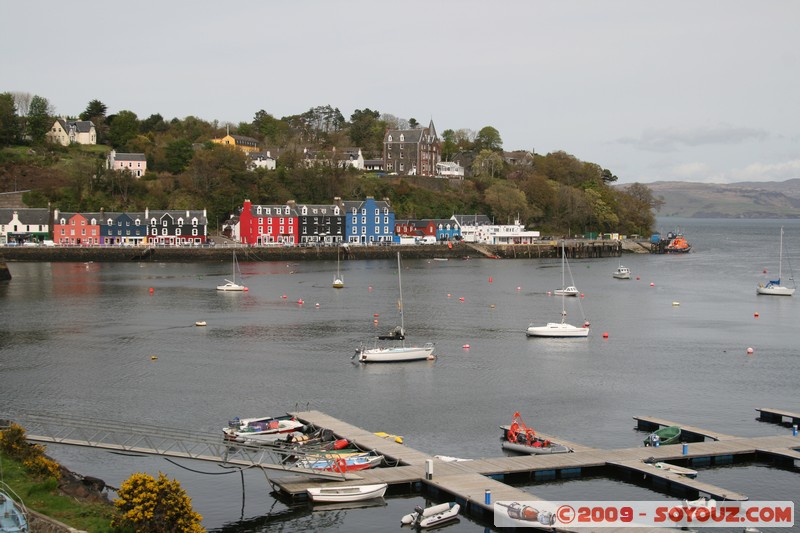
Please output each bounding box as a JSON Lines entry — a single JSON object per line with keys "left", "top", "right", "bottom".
{"left": 665, "top": 234, "right": 691, "bottom": 253}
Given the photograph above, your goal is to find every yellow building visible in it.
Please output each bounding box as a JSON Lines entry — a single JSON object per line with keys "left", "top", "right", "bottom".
{"left": 212, "top": 134, "right": 260, "bottom": 153}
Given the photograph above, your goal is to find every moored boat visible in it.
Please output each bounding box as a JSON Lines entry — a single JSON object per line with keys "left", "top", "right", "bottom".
{"left": 306, "top": 482, "right": 387, "bottom": 503}
{"left": 664, "top": 234, "right": 691, "bottom": 253}
{"left": 223, "top": 414, "right": 305, "bottom": 442}
{"left": 294, "top": 451, "right": 384, "bottom": 472}
{"left": 500, "top": 412, "right": 573, "bottom": 455}
{"left": 646, "top": 460, "right": 698, "bottom": 478}
{"left": 644, "top": 425, "right": 681, "bottom": 446}
{"left": 613, "top": 265, "right": 631, "bottom": 279}
{"left": 401, "top": 502, "right": 460, "bottom": 528}
{"left": 0, "top": 485, "right": 28, "bottom": 533}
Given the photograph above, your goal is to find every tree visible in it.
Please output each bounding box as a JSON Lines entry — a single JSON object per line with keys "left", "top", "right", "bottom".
{"left": 80, "top": 99, "right": 107, "bottom": 121}
{"left": 474, "top": 126, "right": 503, "bottom": 152}
{"left": 484, "top": 180, "right": 528, "bottom": 224}
{"left": 112, "top": 471, "right": 204, "bottom": 533}
{"left": 472, "top": 149, "right": 505, "bottom": 179}
{"left": 164, "top": 139, "right": 195, "bottom": 174}
{"left": 141, "top": 113, "right": 168, "bottom": 134}
{"left": 27, "top": 95, "right": 54, "bottom": 143}
{"left": 107, "top": 110, "right": 140, "bottom": 149}
{"left": 0, "top": 92, "right": 19, "bottom": 147}
{"left": 408, "top": 118, "right": 419, "bottom": 129}
{"left": 253, "top": 110, "right": 290, "bottom": 146}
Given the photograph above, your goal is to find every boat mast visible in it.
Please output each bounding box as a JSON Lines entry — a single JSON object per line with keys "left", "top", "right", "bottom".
{"left": 560, "top": 241, "right": 566, "bottom": 323}
{"left": 779, "top": 226, "right": 784, "bottom": 283}
{"left": 397, "top": 252, "right": 405, "bottom": 339}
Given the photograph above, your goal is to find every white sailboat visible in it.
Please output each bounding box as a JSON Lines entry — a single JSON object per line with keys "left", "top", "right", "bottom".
{"left": 355, "top": 253, "right": 435, "bottom": 362}
{"left": 527, "top": 242, "right": 589, "bottom": 338}
{"left": 217, "top": 251, "right": 246, "bottom": 291}
{"left": 757, "top": 227, "right": 795, "bottom": 296}
{"left": 333, "top": 247, "right": 344, "bottom": 288}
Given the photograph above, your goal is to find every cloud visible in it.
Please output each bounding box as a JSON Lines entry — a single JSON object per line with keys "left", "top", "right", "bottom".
{"left": 618, "top": 124, "right": 769, "bottom": 152}
{"left": 730, "top": 159, "right": 800, "bottom": 182}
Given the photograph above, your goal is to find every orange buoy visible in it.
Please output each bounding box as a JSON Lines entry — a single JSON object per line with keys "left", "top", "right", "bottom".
{"left": 459, "top": 297, "right": 465, "bottom": 302}
{"left": 462, "top": 344, "right": 470, "bottom": 349}
{"left": 244, "top": 287, "right": 249, "bottom": 291}
{"left": 489, "top": 276, "right": 493, "bottom": 283}
{"left": 373, "top": 319, "right": 379, "bottom": 324}
{"left": 149, "top": 287, "right": 154, "bottom": 293}
{"left": 580, "top": 293, "right": 585, "bottom": 298}
{"left": 297, "top": 299, "right": 304, "bottom": 305}
{"left": 602, "top": 332, "right": 609, "bottom": 338}
{"left": 754, "top": 312, "right": 759, "bottom": 318}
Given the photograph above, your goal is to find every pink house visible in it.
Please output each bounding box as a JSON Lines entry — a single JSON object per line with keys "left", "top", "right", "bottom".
{"left": 107, "top": 150, "right": 147, "bottom": 177}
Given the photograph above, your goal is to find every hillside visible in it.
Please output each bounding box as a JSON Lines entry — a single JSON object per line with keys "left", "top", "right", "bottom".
{"left": 630, "top": 179, "right": 800, "bottom": 218}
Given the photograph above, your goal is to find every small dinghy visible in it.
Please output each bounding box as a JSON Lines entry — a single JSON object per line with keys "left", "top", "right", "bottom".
{"left": 643, "top": 457, "right": 698, "bottom": 478}
{"left": 306, "top": 482, "right": 387, "bottom": 503}
{"left": 0, "top": 485, "right": 28, "bottom": 532}
{"left": 401, "top": 502, "right": 460, "bottom": 529}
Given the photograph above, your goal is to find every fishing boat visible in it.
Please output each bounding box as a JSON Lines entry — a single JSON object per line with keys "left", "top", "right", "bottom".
{"left": 643, "top": 458, "right": 698, "bottom": 478}
{"left": 757, "top": 227, "right": 795, "bottom": 296}
{"left": 355, "top": 253, "right": 435, "bottom": 363}
{"left": 664, "top": 233, "right": 691, "bottom": 253}
{"left": 223, "top": 414, "right": 305, "bottom": 443}
{"left": 216, "top": 251, "right": 246, "bottom": 291}
{"left": 613, "top": 264, "right": 631, "bottom": 279}
{"left": 401, "top": 502, "right": 460, "bottom": 529}
{"left": 306, "top": 482, "right": 387, "bottom": 503}
{"left": 499, "top": 412, "right": 573, "bottom": 455}
{"left": 294, "top": 451, "right": 384, "bottom": 472}
{"left": 554, "top": 285, "right": 579, "bottom": 296}
{"left": 332, "top": 246, "right": 344, "bottom": 288}
{"left": 644, "top": 425, "right": 681, "bottom": 446}
{"left": 527, "top": 242, "right": 589, "bottom": 338}
{"left": 0, "top": 484, "right": 28, "bottom": 533}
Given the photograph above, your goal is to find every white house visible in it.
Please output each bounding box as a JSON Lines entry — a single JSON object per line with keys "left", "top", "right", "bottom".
{"left": 46, "top": 118, "right": 96, "bottom": 146}
{"left": 0, "top": 208, "right": 50, "bottom": 244}
{"left": 247, "top": 151, "right": 277, "bottom": 171}
{"left": 107, "top": 150, "right": 147, "bottom": 177}
{"left": 304, "top": 147, "right": 364, "bottom": 170}
{"left": 436, "top": 161, "right": 465, "bottom": 179}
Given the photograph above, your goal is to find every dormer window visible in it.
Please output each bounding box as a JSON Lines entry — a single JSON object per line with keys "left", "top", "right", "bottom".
{"left": 301, "top": 207, "right": 307, "bottom": 215}
{"left": 192, "top": 218, "right": 198, "bottom": 226}
{"left": 387, "top": 135, "right": 393, "bottom": 142}
{"left": 400, "top": 134, "right": 405, "bottom": 142}
{"left": 151, "top": 218, "right": 157, "bottom": 225}
{"left": 135, "top": 219, "right": 140, "bottom": 226}
{"left": 178, "top": 218, "right": 184, "bottom": 226}
{"left": 257, "top": 206, "right": 262, "bottom": 215}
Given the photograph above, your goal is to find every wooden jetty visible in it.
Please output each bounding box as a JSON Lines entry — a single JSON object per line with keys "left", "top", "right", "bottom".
{"left": 756, "top": 407, "right": 800, "bottom": 427}
{"left": 271, "top": 410, "right": 800, "bottom": 530}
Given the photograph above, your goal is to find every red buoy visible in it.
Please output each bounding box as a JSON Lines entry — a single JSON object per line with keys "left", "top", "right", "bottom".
{"left": 602, "top": 332, "right": 609, "bottom": 338}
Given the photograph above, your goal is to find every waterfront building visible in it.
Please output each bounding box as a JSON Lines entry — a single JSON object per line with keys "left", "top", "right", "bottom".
{"left": 100, "top": 212, "right": 149, "bottom": 246}
{"left": 53, "top": 210, "right": 102, "bottom": 246}
{"left": 238, "top": 200, "right": 297, "bottom": 246}
{"left": 0, "top": 208, "right": 50, "bottom": 244}
{"left": 451, "top": 214, "right": 539, "bottom": 244}
{"left": 340, "top": 196, "right": 396, "bottom": 245}
{"left": 146, "top": 209, "right": 208, "bottom": 246}
{"left": 287, "top": 200, "right": 344, "bottom": 246}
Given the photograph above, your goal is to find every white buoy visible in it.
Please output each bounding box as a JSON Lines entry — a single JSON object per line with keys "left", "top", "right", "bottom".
{"left": 746, "top": 347, "right": 754, "bottom": 355}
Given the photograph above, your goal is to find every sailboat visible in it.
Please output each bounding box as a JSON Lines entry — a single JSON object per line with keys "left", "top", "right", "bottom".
{"left": 527, "top": 242, "right": 589, "bottom": 338}
{"left": 216, "top": 251, "right": 247, "bottom": 291}
{"left": 355, "top": 253, "right": 435, "bottom": 362}
{"left": 553, "top": 249, "right": 580, "bottom": 295}
{"left": 757, "top": 227, "right": 795, "bottom": 296}
{"left": 333, "top": 247, "right": 344, "bottom": 288}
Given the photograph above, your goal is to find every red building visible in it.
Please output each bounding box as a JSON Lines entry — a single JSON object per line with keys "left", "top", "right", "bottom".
{"left": 52, "top": 211, "right": 102, "bottom": 246}
{"left": 239, "top": 199, "right": 298, "bottom": 245}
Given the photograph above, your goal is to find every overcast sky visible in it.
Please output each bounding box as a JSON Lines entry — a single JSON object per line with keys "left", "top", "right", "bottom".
{"left": 3, "top": 1, "right": 798, "bottom": 184}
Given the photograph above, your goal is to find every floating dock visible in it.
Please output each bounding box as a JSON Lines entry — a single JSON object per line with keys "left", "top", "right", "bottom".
{"left": 270, "top": 410, "right": 800, "bottom": 530}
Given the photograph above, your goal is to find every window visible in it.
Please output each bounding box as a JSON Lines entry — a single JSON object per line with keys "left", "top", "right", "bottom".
{"left": 361, "top": 216, "right": 366, "bottom": 224}
{"left": 162, "top": 228, "right": 168, "bottom": 235}
{"left": 352, "top": 216, "right": 357, "bottom": 224}
{"left": 176, "top": 228, "right": 181, "bottom": 236}
{"left": 400, "top": 134, "right": 405, "bottom": 142}
{"left": 192, "top": 218, "right": 198, "bottom": 226}
{"left": 400, "top": 163, "right": 404, "bottom": 172}
{"left": 352, "top": 227, "right": 357, "bottom": 234}
{"left": 361, "top": 227, "right": 366, "bottom": 234}
{"left": 152, "top": 228, "right": 157, "bottom": 236}
{"left": 375, "top": 216, "right": 379, "bottom": 224}
{"left": 387, "top": 135, "right": 393, "bottom": 142}
{"left": 178, "top": 218, "right": 184, "bottom": 226}
{"left": 81, "top": 220, "right": 85, "bottom": 226}
{"left": 280, "top": 218, "right": 285, "bottom": 225}
{"left": 162, "top": 220, "right": 168, "bottom": 226}
{"left": 192, "top": 229, "right": 198, "bottom": 236}
{"left": 257, "top": 206, "right": 262, "bottom": 215}
{"left": 384, "top": 216, "right": 389, "bottom": 224}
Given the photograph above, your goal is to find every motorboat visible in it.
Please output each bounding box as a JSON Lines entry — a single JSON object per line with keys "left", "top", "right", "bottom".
{"left": 294, "top": 452, "right": 383, "bottom": 472}
{"left": 613, "top": 265, "right": 631, "bottom": 279}
{"left": 306, "top": 482, "right": 387, "bottom": 503}
{"left": 499, "top": 412, "right": 573, "bottom": 455}
{"left": 332, "top": 246, "right": 344, "bottom": 288}
{"left": 664, "top": 234, "right": 691, "bottom": 253}
{"left": 223, "top": 414, "right": 305, "bottom": 442}
{"left": 355, "top": 253, "right": 435, "bottom": 363}
{"left": 554, "top": 285, "right": 579, "bottom": 297}
{"left": 401, "top": 502, "right": 460, "bottom": 529}
{"left": 757, "top": 227, "right": 795, "bottom": 296}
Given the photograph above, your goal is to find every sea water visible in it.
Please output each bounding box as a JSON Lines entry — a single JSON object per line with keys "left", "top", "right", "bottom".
{"left": 1, "top": 217, "right": 798, "bottom": 532}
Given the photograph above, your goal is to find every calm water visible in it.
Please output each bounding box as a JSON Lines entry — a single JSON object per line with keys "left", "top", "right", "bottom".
{"left": 1, "top": 217, "right": 799, "bottom": 532}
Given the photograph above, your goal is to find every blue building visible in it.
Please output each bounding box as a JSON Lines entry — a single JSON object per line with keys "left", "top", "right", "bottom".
{"left": 100, "top": 212, "right": 149, "bottom": 246}
{"left": 342, "top": 196, "right": 396, "bottom": 244}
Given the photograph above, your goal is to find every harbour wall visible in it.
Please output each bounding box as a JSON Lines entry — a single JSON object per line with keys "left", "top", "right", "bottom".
{"left": 0, "top": 240, "right": 629, "bottom": 263}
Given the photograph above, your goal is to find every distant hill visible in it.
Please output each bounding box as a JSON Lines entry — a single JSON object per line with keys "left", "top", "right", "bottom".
{"left": 622, "top": 179, "right": 800, "bottom": 218}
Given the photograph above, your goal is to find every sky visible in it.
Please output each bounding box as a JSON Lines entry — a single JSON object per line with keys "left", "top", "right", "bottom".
{"left": 2, "top": 0, "right": 799, "bottom": 185}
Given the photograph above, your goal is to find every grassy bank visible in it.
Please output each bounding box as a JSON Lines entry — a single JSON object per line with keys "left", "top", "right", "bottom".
{"left": 0, "top": 450, "right": 114, "bottom": 532}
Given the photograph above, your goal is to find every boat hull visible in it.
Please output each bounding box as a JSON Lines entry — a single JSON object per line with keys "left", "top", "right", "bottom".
{"left": 526, "top": 323, "right": 589, "bottom": 338}
{"left": 644, "top": 426, "right": 682, "bottom": 446}
{"left": 307, "top": 483, "right": 387, "bottom": 503}
{"left": 401, "top": 502, "right": 460, "bottom": 528}
{"left": 296, "top": 454, "right": 383, "bottom": 472}
{"left": 223, "top": 415, "right": 305, "bottom": 442}
{"left": 0, "top": 490, "right": 27, "bottom": 533}
{"left": 357, "top": 344, "right": 435, "bottom": 363}
{"left": 501, "top": 439, "right": 572, "bottom": 455}
{"left": 756, "top": 285, "right": 795, "bottom": 296}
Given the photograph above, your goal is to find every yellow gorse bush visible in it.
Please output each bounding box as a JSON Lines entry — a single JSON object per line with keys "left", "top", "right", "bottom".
{"left": 112, "top": 471, "right": 204, "bottom": 532}
{"left": 0, "top": 422, "right": 61, "bottom": 480}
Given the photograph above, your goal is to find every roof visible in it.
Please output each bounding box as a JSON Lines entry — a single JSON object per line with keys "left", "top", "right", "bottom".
{"left": 112, "top": 153, "right": 146, "bottom": 162}
{"left": 0, "top": 208, "right": 49, "bottom": 225}
{"left": 452, "top": 214, "right": 493, "bottom": 226}
{"left": 147, "top": 210, "right": 208, "bottom": 224}
{"left": 56, "top": 118, "right": 95, "bottom": 133}
{"left": 230, "top": 134, "right": 259, "bottom": 146}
